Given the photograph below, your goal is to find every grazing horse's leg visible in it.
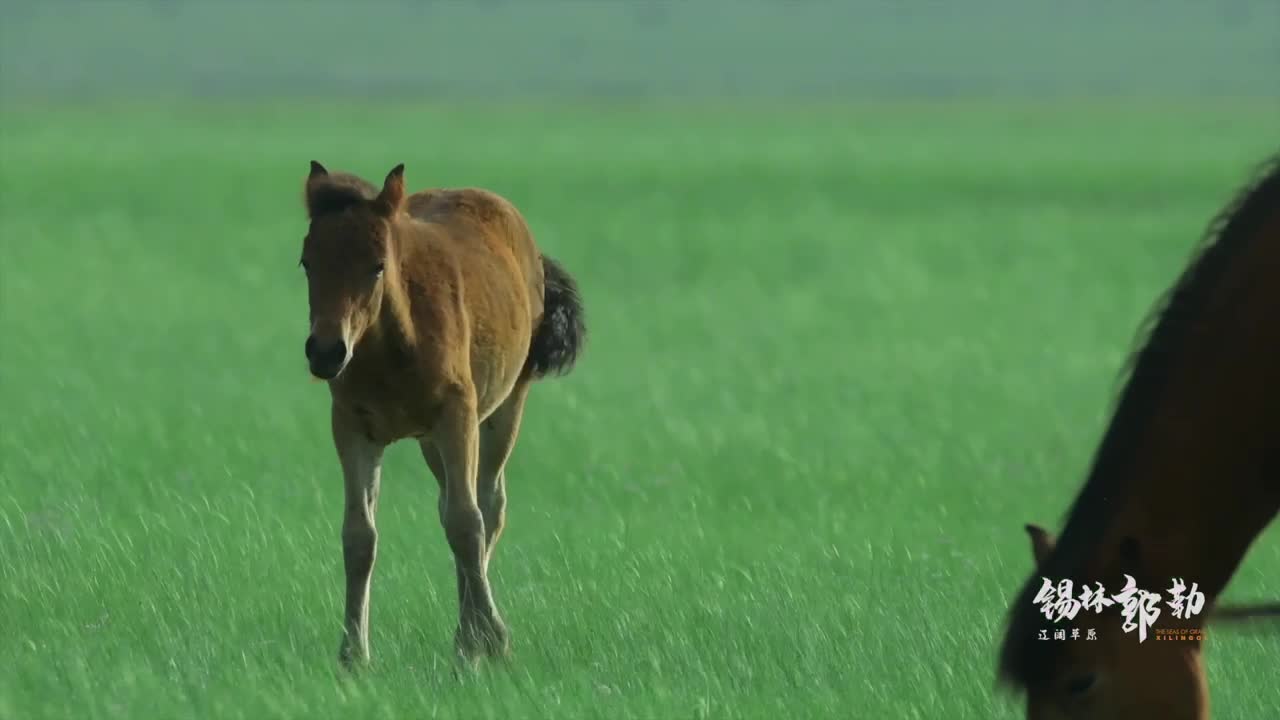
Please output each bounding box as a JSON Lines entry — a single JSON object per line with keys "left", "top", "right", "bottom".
{"left": 332, "top": 408, "right": 385, "bottom": 669}
{"left": 434, "top": 387, "right": 509, "bottom": 659}
{"left": 477, "top": 379, "right": 531, "bottom": 571}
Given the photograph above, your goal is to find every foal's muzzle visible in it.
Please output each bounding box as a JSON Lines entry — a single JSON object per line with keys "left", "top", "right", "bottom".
{"left": 305, "top": 335, "right": 349, "bottom": 380}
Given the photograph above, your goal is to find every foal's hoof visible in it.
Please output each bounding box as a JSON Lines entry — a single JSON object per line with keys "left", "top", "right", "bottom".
{"left": 455, "top": 617, "right": 511, "bottom": 662}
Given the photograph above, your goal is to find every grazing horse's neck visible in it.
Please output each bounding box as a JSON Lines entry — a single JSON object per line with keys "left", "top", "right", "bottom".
{"left": 1098, "top": 257, "right": 1280, "bottom": 608}
{"left": 1080, "top": 244, "right": 1280, "bottom": 604}
{"left": 1123, "top": 484, "right": 1279, "bottom": 609}
{"left": 1099, "top": 392, "right": 1280, "bottom": 612}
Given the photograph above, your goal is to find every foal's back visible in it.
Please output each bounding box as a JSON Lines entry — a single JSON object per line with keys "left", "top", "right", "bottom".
{"left": 408, "top": 188, "right": 543, "bottom": 294}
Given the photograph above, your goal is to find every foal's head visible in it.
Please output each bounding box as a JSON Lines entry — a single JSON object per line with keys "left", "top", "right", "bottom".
{"left": 1006, "top": 525, "right": 1208, "bottom": 720}
{"left": 300, "top": 161, "right": 405, "bottom": 379}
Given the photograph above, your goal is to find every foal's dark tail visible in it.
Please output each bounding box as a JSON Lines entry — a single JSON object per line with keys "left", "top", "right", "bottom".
{"left": 526, "top": 255, "right": 586, "bottom": 379}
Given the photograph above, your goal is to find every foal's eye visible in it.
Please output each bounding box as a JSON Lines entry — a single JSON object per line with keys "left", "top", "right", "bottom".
{"left": 373, "top": 263, "right": 385, "bottom": 278}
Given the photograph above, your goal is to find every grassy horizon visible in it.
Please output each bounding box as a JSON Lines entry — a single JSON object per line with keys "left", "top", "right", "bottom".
{"left": 1, "top": 101, "right": 1278, "bottom": 719}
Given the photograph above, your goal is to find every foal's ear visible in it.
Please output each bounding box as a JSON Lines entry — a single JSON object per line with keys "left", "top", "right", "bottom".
{"left": 1025, "top": 523, "right": 1055, "bottom": 567}
{"left": 303, "top": 161, "right": 331, "bottom": 218}
{"left": 374, "top": 163, "right": 406, "bottom": 216}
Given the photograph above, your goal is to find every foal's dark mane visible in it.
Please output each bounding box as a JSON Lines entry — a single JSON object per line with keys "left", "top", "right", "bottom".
{"left": 998, "top": 151, "right": 1280, "bottom": 690}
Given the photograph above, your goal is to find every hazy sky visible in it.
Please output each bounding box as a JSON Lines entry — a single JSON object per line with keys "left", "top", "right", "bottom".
{"left": 2, "top": 1, "right": 1277, "bottom": 102}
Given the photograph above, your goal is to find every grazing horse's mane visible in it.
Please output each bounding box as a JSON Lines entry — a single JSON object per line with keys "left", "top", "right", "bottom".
{"left": 304, "top": 171, "right": 379, "bottom": 219}
{"left": 998, "top": 151, "right": 1280, "bottom": 690}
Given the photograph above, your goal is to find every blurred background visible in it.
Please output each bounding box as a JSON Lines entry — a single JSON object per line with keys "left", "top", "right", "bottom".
{"left": 2, "top": 3, "right": 1279, "bottom": 720}
{"left": 2, "top": 0, "right": 1277, "bottom": 103}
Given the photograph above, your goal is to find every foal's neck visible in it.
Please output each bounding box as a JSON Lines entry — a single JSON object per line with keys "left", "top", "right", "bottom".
{"left": 368, "top": 220, "right": 418, "bottom": 356}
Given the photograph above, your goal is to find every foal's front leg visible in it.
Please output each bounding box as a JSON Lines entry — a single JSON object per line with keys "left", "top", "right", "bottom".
{"left": 434, "top": 388, "right": 509, "bottom": 660}
{"left": 332, "top": 407, "right": 385, "bottom": 669}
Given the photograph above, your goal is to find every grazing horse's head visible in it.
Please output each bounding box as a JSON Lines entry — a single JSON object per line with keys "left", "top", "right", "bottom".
{"left": 300, "top": 161, "right": 405, "bottom": 380}
{"left": 1005, "top": 525, "right": 1208, "bottom": 720}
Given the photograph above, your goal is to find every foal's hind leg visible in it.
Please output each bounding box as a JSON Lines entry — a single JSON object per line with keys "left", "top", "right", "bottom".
{"left": 432, "top": 386, "right": 509, "bottom": 660}
{"left": 332, "top": 408, "right": 385, "bottom": 669}
{"left": 477, "top": 379, "right": 531, "bottom": 572}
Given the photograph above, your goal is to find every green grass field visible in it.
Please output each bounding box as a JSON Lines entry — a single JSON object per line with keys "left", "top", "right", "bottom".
{"left": 1, "top": 102, "right": 1278, "bottom": 719}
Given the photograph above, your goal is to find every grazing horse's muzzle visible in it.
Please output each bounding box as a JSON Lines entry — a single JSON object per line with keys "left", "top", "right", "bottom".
{"left": 305, "top": 335, "right": 349, "bottom": 380}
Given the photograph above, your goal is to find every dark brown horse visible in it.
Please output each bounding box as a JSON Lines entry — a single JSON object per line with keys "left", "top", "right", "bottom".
{"left": 997, "top": 152, "right": 1280, "bottom": 719}
{"left": 299, "top": 162, "right": 586, "bottom": 668}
